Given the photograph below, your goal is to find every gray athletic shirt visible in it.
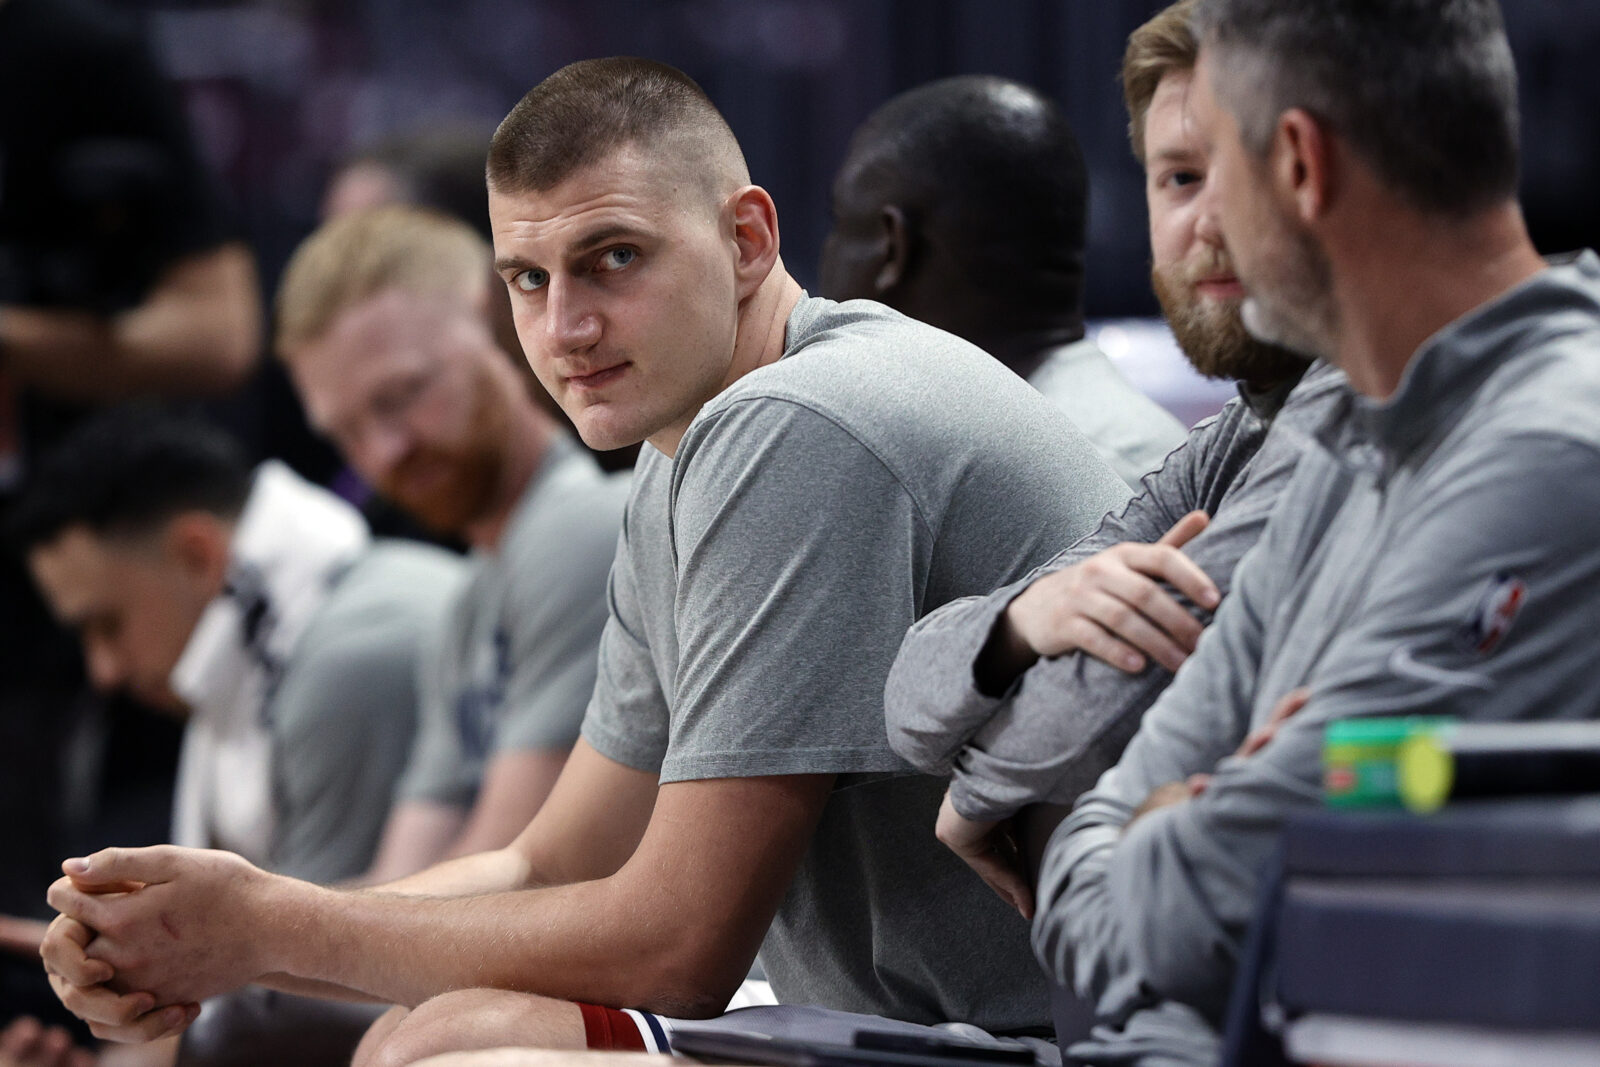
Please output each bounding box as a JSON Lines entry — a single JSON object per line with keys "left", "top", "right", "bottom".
{"left": 268, "top": 541, "right": 466, "bottom": 885}
{"left": 1027, "top": 338, "right": 1189, "bottom": 490}
{"left": 398, "top": 437, "right": 629, "bottom": 807}
{"left": 580, "top": 295, "right": 1130, "bottom": 1032}
{"left": 1038, "top": 252, "right": 1600, "bottom": 1065}
{"left": 885, "top": 362, "right": 1344, "bottom": 822}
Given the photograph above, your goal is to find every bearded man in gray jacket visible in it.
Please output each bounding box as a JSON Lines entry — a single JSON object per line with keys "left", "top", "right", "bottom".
{"left": 1021, "top": 1, "right": 1600, "bottom": 1064}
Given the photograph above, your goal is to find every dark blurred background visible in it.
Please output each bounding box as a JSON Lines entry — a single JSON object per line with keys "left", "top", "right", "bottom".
{"left": 125, "top": 0, "right": 1600, "bottom": 321}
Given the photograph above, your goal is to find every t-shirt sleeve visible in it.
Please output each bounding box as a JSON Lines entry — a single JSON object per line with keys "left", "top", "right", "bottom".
{"left": 660, "top": 398, "right": 924, "bottom": 782}
{"left": 393, "top": 633, "right": 480, "bottom": 809}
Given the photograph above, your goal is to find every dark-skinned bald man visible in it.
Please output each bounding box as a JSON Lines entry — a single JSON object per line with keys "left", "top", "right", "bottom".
{"left": 820, "top": 75, "right": 1187, "bottom": 489}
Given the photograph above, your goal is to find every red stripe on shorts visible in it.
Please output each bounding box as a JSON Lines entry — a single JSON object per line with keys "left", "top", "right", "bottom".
{"left": 579, "top": 1002, "right": 648, "bottom": 1051}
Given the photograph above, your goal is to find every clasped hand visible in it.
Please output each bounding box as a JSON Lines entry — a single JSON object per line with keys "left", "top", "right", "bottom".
{"left": 39, "top": 845, "right": 268, "bottom": 1043}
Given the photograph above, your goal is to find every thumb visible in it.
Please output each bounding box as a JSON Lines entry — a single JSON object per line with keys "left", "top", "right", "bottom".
{"left": 62, "top": 847, "right": 171, "bottom": 890}
{"left": 1157, "top": 510, "right": 1210, "bottom": 548}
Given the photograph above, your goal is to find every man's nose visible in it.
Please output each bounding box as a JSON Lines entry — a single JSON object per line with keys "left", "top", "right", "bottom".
{"left": 1194, "top": 184, "right": 1226, "bottom": 250}
{"left": 353, "top": 419, "right": 412, "bottom": 484}
{"left": 544, "top": 278, "right": 602, "bottom": 352}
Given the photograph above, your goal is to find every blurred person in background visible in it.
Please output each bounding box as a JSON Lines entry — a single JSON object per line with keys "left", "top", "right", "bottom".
{"left": 275, "top": 205, "right": 628, "bottom": 885}
{"left": 0, "top": 0, "right": 261, "bottom": 1036}
{"left": 12, "top": 407, "right": 462, "bottom": 1066}
{"left": 819, "top": 75, "right": 1187, "bottom": 489}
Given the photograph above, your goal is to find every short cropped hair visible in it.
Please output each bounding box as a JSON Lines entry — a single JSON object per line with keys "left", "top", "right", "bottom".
{"left": 276, "top": 205, "right": 489, "bottom": 354}
{"left": 1122, "top": 0, "right": 1200, "bottom": 164}
{"left": 486, "top": 57, "right": 747, "bottom": 196}
{"left": 10, "top": 406, "right": 252, "bottom": 552}
{"left": 849, "top": 75, "right": 1087, "bottom": 312}
{"left": 1193, "top": 0, "right": 1519, "bottom": 216}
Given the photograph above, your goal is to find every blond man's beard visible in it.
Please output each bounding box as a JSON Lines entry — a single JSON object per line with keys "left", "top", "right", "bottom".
{"left": 1151, "top": 252, "right": 1307, "bottom": 389}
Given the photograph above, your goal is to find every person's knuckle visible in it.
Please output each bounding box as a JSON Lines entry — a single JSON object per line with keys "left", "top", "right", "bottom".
{"left": 1102, "top": 601, "right": 1133, "bottom": 629}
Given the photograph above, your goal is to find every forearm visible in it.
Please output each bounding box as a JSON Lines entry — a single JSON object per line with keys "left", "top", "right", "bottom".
{"left": 262, "top": 869, "right": 722, "bottom": 1013}
{"left": 0, "top": 243, "right": 259, "bottom": 400}
{"left": 374, "top": 845, "right": 531, "bottom": 898}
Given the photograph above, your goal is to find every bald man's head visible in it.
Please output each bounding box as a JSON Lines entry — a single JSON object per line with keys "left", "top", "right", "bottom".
{"left": 820, "top": 75, "right": 1088, "bottom": 338}
{"left": 488, "top": 57, "right": 749, "bottom": 214}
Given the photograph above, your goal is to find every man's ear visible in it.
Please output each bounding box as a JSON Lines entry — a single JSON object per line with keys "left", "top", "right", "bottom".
{"left": 730, "top": 185, "right": 782, "bottom": 299}
{"left": 1274, "top": 108, "right": 1335, "bottom": 224}
{"left": 873, "top": 205, "right": 910, "bottom": 295}
{"left": 164, "top": 512, "right": 231, "bottom": 595}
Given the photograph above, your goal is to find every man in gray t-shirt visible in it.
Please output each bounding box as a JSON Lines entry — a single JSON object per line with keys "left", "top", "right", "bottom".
{"left": 38, "top": 59, "right": 1124, "bottom": 1060}
{"left": 581, "top": 294, "right": 1126, "bottom": 1031}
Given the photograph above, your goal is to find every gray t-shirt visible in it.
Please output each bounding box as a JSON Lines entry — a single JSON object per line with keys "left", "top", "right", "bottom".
{"left": 1027, "top": 339, "right": 1189, "bottom": 490}
{"left": 267, "top": 540, "right": 466, "bottom": 885}
{"left": 581, "top": 295, "right": 1130, "bottom": 1032}
{"left": 398, "top": 437, "right": 628, "bottom": 807}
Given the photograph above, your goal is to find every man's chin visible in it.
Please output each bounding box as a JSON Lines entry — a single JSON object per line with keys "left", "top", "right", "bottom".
{"left": 1241, "top": 297, "right": 1326, "bottom": 362}
{"left": 569, "top": 407, "right": 650, "bottom": 454}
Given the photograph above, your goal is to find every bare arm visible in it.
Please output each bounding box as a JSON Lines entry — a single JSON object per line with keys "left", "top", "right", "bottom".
{"left": 0, "top": 242, "right": 260, "bottom": 401}
{"left": 441, "top": 749, "right": 568, "bottom": 862}
{"left": 358, "top": 749, "right": 569, "bottom": 885}
{"left": 47, "top": 743, "right": 831, "bottom": 1032}
{"left": 267, "top": 770, "right": 832, "bottom": 1014}
{"left": 356, "top": 803, "right": 468, "bottom": 886}
{"left": 44, "top": 741, "right": 645, "bottom": 1037}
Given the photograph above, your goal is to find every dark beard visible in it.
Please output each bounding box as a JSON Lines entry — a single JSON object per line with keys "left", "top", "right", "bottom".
{"left": 1151, "top": 265, "right": 1308, "bottom": 390}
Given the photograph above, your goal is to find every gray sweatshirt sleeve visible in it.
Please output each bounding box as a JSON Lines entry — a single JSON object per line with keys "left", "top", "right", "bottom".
{"left": 883, "top": 399, "right": 1265, "bottom": 815}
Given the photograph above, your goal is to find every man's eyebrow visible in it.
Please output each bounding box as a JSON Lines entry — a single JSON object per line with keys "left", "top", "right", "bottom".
{"left": 568, "top": 224, "right": 642, "bottom": 255}
{"left": 494, "top": 253, "right": 538, "bottom": 275}
{"left": 493, "top": 225, "right": 645, "bottom": 275}
{"left": 1148, "top": 147, "right": 1202, "bottom": 166}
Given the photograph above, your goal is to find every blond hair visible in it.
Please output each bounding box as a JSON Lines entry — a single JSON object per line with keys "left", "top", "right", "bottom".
{"left": 1121, "top": 0, "right": 1200, "bottom": 164}
{"left": 276, "top": 205, "right": 489, "bottom": 355}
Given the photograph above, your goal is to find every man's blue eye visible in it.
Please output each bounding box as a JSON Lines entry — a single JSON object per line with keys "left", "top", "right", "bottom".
{"left": 600, "top": 248, "right": 635, "bottom": 270}
{"left": 514, "top": 269, "right": 548, "bottom": 292}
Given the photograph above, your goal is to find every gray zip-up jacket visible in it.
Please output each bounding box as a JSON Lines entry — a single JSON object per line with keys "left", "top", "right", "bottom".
{"left": 884, "top": 362, "right": 1345, "bottom": 821}
{"left": 1041, "top": 251, "right": 1600, "bottom": 1066}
